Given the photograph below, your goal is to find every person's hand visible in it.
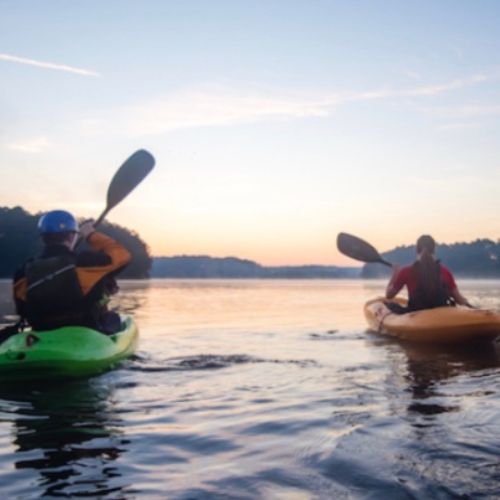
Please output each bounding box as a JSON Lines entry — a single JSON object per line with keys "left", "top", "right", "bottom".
{"left": 79, "top": 220, "right": 96, "bottom": 240}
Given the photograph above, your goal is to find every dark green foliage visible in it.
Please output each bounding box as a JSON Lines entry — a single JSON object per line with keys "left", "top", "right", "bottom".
{"left": 153, "top": 256, "right": 262, "bottom": 278}
{"left": 0, "top": 206, "right": 41, "bottom": 278}
{"left": 0, "top": 206, "right": 151, "bottom": 278}
{"left": 362, "top": 239, "right": 500, "bottom": 278}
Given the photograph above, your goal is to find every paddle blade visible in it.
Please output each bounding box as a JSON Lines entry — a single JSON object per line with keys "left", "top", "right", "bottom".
{"left": 106, "top": 149, "right": 155, "bottom": 211}
{"left": 336, "top": 232, "right": 392, "bottom": 267}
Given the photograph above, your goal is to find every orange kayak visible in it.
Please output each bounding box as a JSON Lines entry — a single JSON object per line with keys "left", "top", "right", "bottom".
{"left": 364, "top": 297, "right": 500, "bottom": 343}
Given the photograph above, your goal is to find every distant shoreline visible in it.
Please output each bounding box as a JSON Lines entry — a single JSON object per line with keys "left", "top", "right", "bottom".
{"left": 151, "top": 255, "right": 360, "bottom": 279}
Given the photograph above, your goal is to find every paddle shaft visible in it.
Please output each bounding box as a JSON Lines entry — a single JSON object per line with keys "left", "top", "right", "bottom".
{"left": 377, "top": 257, "right": 392, "bottom": 268}
{"left": 94, "top": 207, "right": 110, "bottom": 229}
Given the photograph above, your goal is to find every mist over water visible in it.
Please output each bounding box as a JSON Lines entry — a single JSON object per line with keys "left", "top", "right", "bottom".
{"left": 0, "top": 279, "right": 499, "bottom": 498}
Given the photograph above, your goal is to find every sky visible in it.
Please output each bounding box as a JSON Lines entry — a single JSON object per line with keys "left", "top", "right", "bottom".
{"left": 1, "top": 1, "right": 500, "bottom": 266}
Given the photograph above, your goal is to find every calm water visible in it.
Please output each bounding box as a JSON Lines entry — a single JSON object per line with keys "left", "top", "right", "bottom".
{"left": 0, "top": 279, "right": 499, "bottom": 499}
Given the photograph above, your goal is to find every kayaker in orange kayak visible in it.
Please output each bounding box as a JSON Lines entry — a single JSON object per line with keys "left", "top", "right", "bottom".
{"left": 13, "top": 210, "right": 131, "bottom": 332}
{"left": 386, "top": 234, "right": 471, "bottom": 311}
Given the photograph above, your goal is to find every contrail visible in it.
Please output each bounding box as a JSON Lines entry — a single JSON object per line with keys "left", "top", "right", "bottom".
{"left": 0, "top": 53, "right": 100, "bottom": 77}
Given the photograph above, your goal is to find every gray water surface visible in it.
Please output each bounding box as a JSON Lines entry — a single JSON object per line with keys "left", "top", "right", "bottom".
{"left": 0, "top": 279, "right": 499, "bottom": 498}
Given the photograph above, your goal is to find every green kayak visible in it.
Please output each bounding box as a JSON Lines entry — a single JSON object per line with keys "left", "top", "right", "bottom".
{"left": 0, "top": 315, "right": 138, "bottom": 380}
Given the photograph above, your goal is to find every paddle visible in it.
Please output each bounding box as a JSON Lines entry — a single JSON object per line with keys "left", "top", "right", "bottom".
{"left": 94, "top": 149, "right": 155, "bottom": 227}
{"left": 336, "top": 232, "right": 392, "bottom": 267}
{"left": 76, "top": 149, "right": 155, "bottom": 246}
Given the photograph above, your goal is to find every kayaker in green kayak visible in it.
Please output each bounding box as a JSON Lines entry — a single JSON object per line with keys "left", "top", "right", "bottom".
{"left": 13, "top": 210, "right": 131, "bottom": 333}
{"left": 386, "top": 234, "right": 471, "bottom": 311}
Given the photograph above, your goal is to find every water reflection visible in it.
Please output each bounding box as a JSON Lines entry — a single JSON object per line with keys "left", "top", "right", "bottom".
{"left": 0, "top": 279, "right": 499, "bottom": 497}
{"left": 400, "top": 341, "right": 500, "bottom": 403}
{"left": 0, "top": 378, "right": 130, "bottom": 497}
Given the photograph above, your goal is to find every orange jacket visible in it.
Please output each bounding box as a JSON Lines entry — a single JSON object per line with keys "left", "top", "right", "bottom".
{"left": 14, "top": 232, "right": 131, "bottom": 302}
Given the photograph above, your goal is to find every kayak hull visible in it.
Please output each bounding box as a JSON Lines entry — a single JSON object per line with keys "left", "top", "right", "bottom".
{"left": 364, "top": 297, "right": 500, "bottom": 343}
{"left": 0, "top": 315, "right": 138, "bottom": 380}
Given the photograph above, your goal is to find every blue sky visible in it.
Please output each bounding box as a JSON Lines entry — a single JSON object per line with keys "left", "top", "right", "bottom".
{"left": 1, "top": 1, "right": 500, "bottom": 264}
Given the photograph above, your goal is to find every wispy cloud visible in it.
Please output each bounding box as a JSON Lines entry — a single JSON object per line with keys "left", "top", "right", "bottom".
{"left": 81, "top": 73, "right": 494, "bottom": 136}
{"left": 0, "top": 53, "right": 100, "bottom": 77}
{"left": 401, "top": 74, "right": 489, "bottom": 97}
{"left": 122, "top": 86, "right": 336, "bottom": 135}
{"left": 6, "top": 137, "right": 52, "bottom": 153}
{"left": 343, "top": 74, "right": 491, "bottom": 102}
{"left": 427, "top": 104, "right": 500, "bottom": 118}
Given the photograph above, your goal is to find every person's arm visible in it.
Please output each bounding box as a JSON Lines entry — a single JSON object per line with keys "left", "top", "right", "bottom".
{"left": 441, "top": 266, "right": 473, "bottom": 307}
{"left": 76, "top": 222, "right": 131, "bottom": 296}
{"left": 79, "top": 222, "right": 130, "bottom": 267}
{"left": 386, "top": 264, "right": 403, "bottom": 299}
{"left": 449, "top": 287, "right": 473, "bottom": 307}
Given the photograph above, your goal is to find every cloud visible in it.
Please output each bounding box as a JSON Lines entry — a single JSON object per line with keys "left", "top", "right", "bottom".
{"left": 78, "top": 84, "right": 341, "bottom": 136}
{"left": 401, "top": 74, "right": 489, "bottom": 97}
{"left": 6, "top": 136, "right": 52, "bottom": 153}
{"left": 121, "top": 85, "right": 337, "bottom": 135}
{"left": 428, "top": 104, "right": 500, "bottom": 118}
{"left": 344, "top": 74, "right": 491, "bottom": 102}
{"left": 82, "top": 73, "right": 494, "bottom": 136}
{"left": 0, "top": 53, "right": 100, "bottom": 77}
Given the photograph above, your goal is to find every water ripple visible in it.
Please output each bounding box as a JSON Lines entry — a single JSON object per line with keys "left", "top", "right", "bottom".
{"left": 129, "top": 353, "right": 318, "bottom": 372}
{"left": 1, "top": 280, "right": 500, "bottom": 497}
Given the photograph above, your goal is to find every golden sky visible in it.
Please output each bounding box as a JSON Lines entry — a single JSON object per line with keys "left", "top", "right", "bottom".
{"left": 2, "top": 2, "right": 500, "bottom": 265}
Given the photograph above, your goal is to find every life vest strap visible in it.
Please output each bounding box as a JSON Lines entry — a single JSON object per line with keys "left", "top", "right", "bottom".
{"left": 26, "top": 264, "right": 76, "bottom": 292}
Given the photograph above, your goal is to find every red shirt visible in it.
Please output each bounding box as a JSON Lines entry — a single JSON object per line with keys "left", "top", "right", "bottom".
{"left": 391, "top": 264, "right": 457, "bottom": 296}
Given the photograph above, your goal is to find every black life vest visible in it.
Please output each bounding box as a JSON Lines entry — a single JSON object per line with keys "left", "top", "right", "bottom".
{"left": 25, "top": 255, "right": 85, "bottom": 330}
{"left": 407, "top": 260, "right": 451, "bottom": 312}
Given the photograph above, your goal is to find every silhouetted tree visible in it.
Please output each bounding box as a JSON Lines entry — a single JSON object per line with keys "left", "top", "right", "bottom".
{"left": 0, "top": 206, "right": 41, "bottom": 277}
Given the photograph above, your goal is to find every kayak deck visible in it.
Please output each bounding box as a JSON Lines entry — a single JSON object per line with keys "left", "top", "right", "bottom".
{"left": 0, "top": 315, "right": 138, "bottom": 379}
{"left": 365, "top": 297, "right": 500, "bottom": 343}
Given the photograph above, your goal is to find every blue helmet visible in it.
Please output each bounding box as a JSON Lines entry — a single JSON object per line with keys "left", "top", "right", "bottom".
{"left": 38, "top": 210, "right": 79, "bottom": 234}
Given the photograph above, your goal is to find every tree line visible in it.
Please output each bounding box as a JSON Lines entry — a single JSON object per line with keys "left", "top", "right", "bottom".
{"left": 0, "top": 206, "right": 151, "bottom": 278}
{"left": 152, "top": 256, "right": 359, "bottom": 278}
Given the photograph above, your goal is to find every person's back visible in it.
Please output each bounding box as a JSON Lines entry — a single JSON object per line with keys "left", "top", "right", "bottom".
{"left": 13, "top": 210, "right": 131, "bottom": 332}
{"left": 386, "top": 234, "right": 470, "bottom": 312}
{"left": 406, "top": 258, "right": 451, "bottom": 310}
